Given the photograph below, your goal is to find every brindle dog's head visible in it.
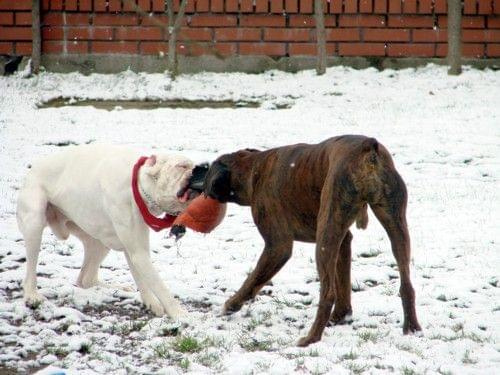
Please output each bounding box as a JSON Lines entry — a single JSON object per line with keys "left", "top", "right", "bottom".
{"left": 202, "top": 148, "right": 260, "bottom": 205}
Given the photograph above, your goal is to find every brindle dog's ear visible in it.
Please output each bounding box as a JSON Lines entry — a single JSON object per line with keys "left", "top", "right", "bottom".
{"left": 203, "top": 161, "right": 231, "bottom": 203}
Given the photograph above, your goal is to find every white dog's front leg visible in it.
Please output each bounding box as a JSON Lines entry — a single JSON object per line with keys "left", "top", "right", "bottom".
{"left": 124, "top": 252, "right": 164, "bottom": 316}
{"left": 126, "top": 251, "right": 186, "bottom": 319}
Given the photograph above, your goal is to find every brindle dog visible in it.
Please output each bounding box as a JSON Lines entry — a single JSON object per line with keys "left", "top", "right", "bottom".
{"left": 202, "top": 135, "right": 422, "bottom": 346}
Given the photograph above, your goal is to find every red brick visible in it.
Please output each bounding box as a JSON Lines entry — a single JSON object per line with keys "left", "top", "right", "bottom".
{"left": 438, "top": 16, "right": 485, "bottom": 29}
{"left": 42, "top": 0, "right": 50, "bottom": 11}
{"left": 79, "top": 0, "right": 92, "bottom": 11}
{"left": 190, "top": 15, "right": 237, "bottom": 26}
{"left": 66, "top": 14, "right": 91, "bottom": 25}
{"left": 42, "top": 26, "right": 64, "bottom": 39}
{"left": 285, "top": 0, "right": 297, "bottom": 13}
{"left": 211, "top": 0, "right": 224, "bottom": 12}
{"left": 94, "top": 14, "right": 139, "bottom": 26}
{"left": 177, "top": 42, "right": 234, "bottom": 56}
{"left": 330, "top": 0, "right": 342, "bottom": 13}
{"left": 264, "top": 28, "right": 310, "bottom": 41}
{"left": 122, "top": 0, "right": 135, "bottom": 12}
{"left": 0, "top": 41, "right": 13, "bottom": 53}
{"left": 140, "top": 41, "right": 168, "bottom": 54}
{"left": 463, "top": 29, "right": 500, "bottom": 42}
{"left": 94, "top": 0, "right": 107, "bottom": 12}
{"left": 141, "top": 15, "right": 169, "bottom": 26}
{"left": 67, "top": 27, "right": 113, "bottom": 40}
{"left": 92, "top": 41, "right": 138, "bottom": 53}
{"left": 116, "top": 27, "right": 163, "bottom": 40}
{"left": 240, "top": 0, "right": 253, "bottom": 12}
{"left": 478, "top": 0, "right": 493, "bottom": 14}
{"left": 151, "top": 0, "right": 165, "bottom": 12}
{"left": 15, "top": 41, "right": 32, "bottom": 55}
{"left": 413, "top": 29, "right": 447, "bottom": 42}
{"left": 43, "top": 13, "right": 64, "bottom": 25}
{"left": 178, "top": 27, "right": 213, "bottom": 41}
{"left": 240, "top": 15, "right": 285, "bottom": 27}
{"left": 15, "top": 12, "right": 31, "bottom": 25}
{"left": 196, "top": 0, "right": 209, "bottom": 12}
{"left": 0, "top": 12, "right": 13, "bottom": 25}
{"left": 108, "top": 0, "right": 121, "bottom": 11}
{"left": 364, "top": 28, "right": 410, "bottom": 41}
{"left": 239, "top": 42, "right": 286, "bottom": 56}
{"left": 0, "top": 26, "right": 31, "bottom": 40}
{"left": 339, "top": 15, "right": 386, "bottom": 27}
{"left": 418, "top": 0, "right": 432, "bottom": 13}
{"left": 339, "top": 42, "right": 385, "bottom": 56}
{"left": 51, "top": 0, "right": 63, "bottom": 10}
{"left": 464, "top": 0, "right": 477, "bottom": 15}
{"left": 215, "top": 27, "right": 261, "bottom": 41}
{"left": 254, "top": 0, "right": 267, "bottom": 12}
{"left": 436, "top": 43, "right": 485, "bottom": 57}
{"left": 213, "top": 42, "right": 237, "bottom": 56}
{"left": 65, "top": 0, "right": 78, "bottom": 11}
{"left": 388, "top": 16, "right": 434, "bottom": 28}
{"left": 402, "top": 0, "right": 416, "bottom": 13}
{"left": 226, "top": 0, "right": 239, "bottom": 12}
{"left": 387, "top": 43, "right": 434, "bottom": 56}
{"left": 43, "top": 40, "right": 89, "bottom": 53}
{"left": 344, "top": 0, "right": 357, "bottom": 13}
{"left": 326, "top": 28, "right": 360, "bottom": 41}
{"left": 270, "top": 0, "right": 283, "bottom": 13}
{"left": 289, "top": 15, "right": 336, "bottom": 27}
{"left": 373, "top": 0, "right": 387, "bottom": 13}
{"left": 487, "top": 43, "right": 500, "bottom": 56}
{"left": 0, "top": 0, "right": 31, "bottom": 10}
{"left": 488, "top": 16, "right": 500, "bottom": 27}
{"left": 495, "top": 0, "right": 500, "bottom": 14}
{"left": 388, "top": 0, "right": 401, "bottom": 13}
{"left": 289, "top": 42, "right": 335, "bottom": 55}
{"left": 434, "top": 0, "right": 447, "bottom": 13}
{"left": 359, "top": 0, "right": 373, "bottom": 13}
{"left": 137, "top": 0, "right": 151, "bottom": 12}
{"left": 300, "top": 0, "right": 313, "bottom": 13}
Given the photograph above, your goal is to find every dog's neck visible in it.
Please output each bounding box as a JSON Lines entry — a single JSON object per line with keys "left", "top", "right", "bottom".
{"left": 137, "top": 169, "right": 164, "bottom": 216}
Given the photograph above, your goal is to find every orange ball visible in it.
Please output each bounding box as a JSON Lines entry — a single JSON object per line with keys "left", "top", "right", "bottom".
{"left": 172, "top": 195, "right": 226, "bottom": 234}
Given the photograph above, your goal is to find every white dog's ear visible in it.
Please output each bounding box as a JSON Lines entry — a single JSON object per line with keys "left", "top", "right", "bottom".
{"left": 145, "top": 155, "right": 162, "bottom": 177}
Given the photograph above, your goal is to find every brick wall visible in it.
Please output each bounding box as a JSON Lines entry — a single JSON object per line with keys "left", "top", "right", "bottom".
{"left": 0, "top": 0, "right": 499, "bottom": 58}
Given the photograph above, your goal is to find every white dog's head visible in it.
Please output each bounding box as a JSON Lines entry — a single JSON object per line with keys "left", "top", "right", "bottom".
{"left": 141, "top": 154, "right": 198, "bottom": 215}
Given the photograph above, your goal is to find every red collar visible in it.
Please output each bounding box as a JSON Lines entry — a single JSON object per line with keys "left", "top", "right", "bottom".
{"left": 132, "top": 156, "right": 176, "bottom": 232}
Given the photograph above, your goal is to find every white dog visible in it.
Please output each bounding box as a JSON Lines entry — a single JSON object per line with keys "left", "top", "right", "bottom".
{"left": 17, "top": 144, "right": 198, "bottom": 318}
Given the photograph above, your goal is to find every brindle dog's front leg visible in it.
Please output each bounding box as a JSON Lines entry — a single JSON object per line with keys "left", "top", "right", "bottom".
{"left": 224, "top": 238, "right": 293, "bottom": 314}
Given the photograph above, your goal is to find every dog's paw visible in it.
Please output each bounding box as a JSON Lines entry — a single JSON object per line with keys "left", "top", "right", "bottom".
{"left": 143, "top": 298, "right": 166, "bottom": 316}
{"left": 222, "top": 298, "right": 243, "bottom": 315}
{"left": 403, "top": 320, "right": 423, "bottom": 335}
{"left": 296, "top": 335, "right": 320, "bottom": 347}
{"left": 24, "top": 292, "right": 46, "bottom": 309}
{"left": 167, "top": 304, "right": 187, "bottom": 320}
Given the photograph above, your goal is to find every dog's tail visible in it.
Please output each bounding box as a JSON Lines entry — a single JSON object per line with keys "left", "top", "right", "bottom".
{"left": 355, "top": 137, "right": 380, "bottom": 230}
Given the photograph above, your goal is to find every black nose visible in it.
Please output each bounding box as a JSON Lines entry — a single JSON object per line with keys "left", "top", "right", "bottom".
{"left": 187, "top": 163, "right": 209, "bottom": 192}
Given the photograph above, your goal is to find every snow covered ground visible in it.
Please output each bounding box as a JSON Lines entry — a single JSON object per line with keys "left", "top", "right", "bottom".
{"left": 0, "top": 65, "right": 499, "bottom": 375}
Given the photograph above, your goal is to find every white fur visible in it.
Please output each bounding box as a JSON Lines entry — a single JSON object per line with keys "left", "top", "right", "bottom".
{"left": 17, "top": 144, "right": 195, "bottom": 318}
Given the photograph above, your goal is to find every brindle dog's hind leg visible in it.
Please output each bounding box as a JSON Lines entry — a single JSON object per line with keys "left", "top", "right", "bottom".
{"left": 370, "top": 171, "right": 422, "bottom": 334}
{"left": 330, "top": 230, "right": 353, "bottom": 325}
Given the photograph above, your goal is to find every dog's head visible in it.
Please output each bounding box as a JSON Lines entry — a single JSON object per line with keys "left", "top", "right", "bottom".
{"left": 203, "top": 148, "right": 260, "bottom": 205}
{"left": 142, "top": 155, "right": 200, "bottom": 215}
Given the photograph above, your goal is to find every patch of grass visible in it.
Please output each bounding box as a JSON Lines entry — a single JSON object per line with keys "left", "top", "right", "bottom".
{"left": 172, "top": 335, "right": 203, "bottom": 353}
{"left": 359, "top": 248, "right": 382, "bottom": 258}
{"left": 238, "top": 333, "right": 274, "bottom": 352}
{"left": 78, "top": 342, "right": 92, "bottom": 354}
{"left": 179, "top": 358, "right": 190, "bottom": 371}
{"left": 436, "top": 294, "right": 447, "bottom": 302}
{"left": 345, "top": 361, "right": 368, "bottom": 374}
{"left": 245, "top": 311, "right": 272, "bottom": 331}
{"left": 462, "top": 349, "right": 478, "bottom": 364}
{"left": 357, "top": 329, "right": 386, "bottom": 343}
{"left": 400, "top": 366, "right": 419, "bottom": 375}
{"left": 196, "top": 351, "right": 222, "bottom": 370}
{"left": 110, "top": 319, "right": 149, "bottom": 335}
{"left": 340, "top": 349, "right": 358, "bottom": 361}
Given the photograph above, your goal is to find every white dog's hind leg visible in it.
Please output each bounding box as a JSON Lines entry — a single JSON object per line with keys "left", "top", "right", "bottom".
{"left": 17, "top": 186, "right": 47, "bottom": 307}
{"left": 76, "top": 237, "right": 110, "bottom": 289}
{"left": 124, "top": 252, "right": 165, "bottom": 316}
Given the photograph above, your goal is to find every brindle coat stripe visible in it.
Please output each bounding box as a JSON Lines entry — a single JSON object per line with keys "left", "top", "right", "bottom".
{"left": 204, "top": 135, "right": 422, "bottom": 346}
